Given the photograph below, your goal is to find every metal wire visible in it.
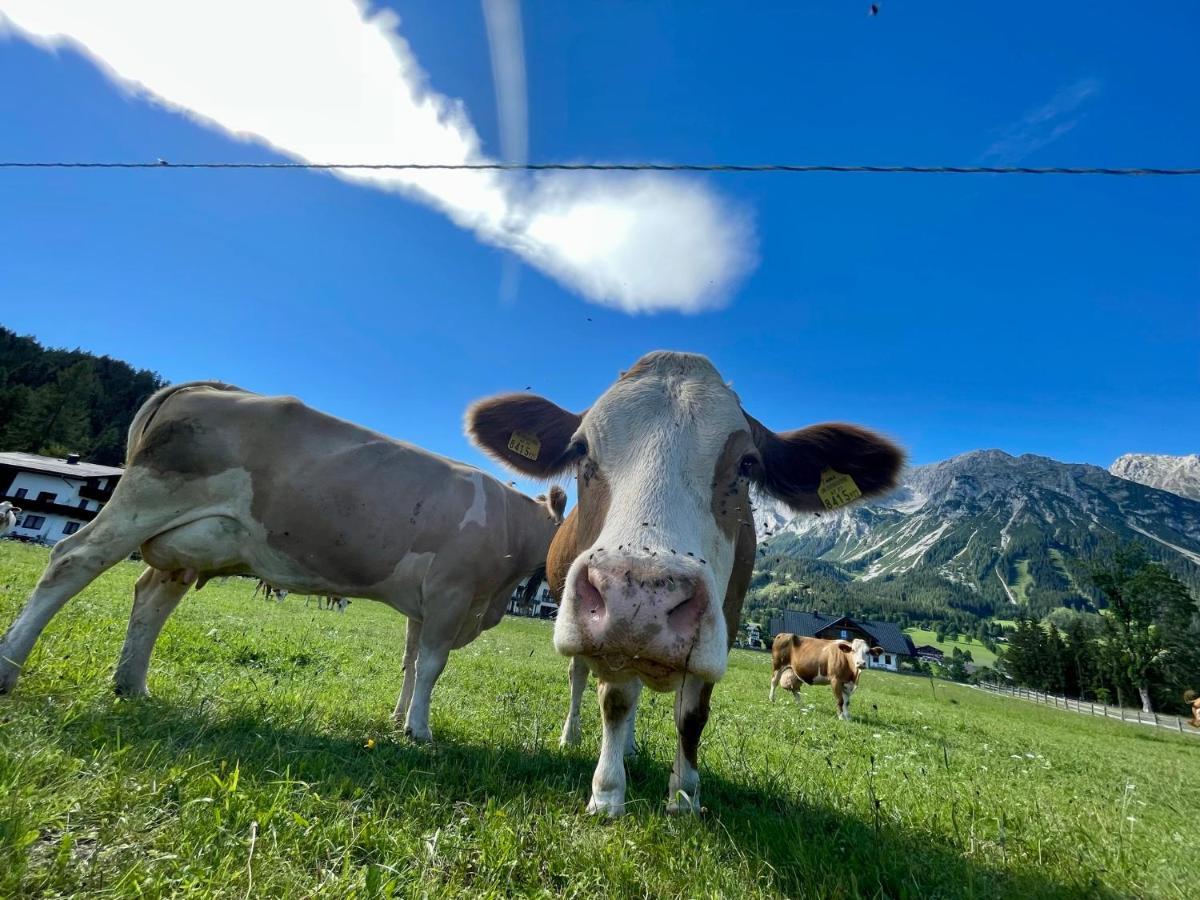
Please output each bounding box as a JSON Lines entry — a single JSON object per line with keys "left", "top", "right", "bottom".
{"left": 1, "top": 161, "right": 1198, "bottom": 176}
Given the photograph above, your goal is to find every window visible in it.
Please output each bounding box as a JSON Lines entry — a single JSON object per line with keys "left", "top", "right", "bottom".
{"left": 37, "top": 492, "right": 56, "bottom": 503}
{"left": 885, "top": 655, "right": 892, "bottom": 666}
{"left": 840, "top": 629, "right": 848, "bottom": 639}
{"left": 14, "top": 488, "right": 27, "bottom": 499}
{"left": 78, "top": 499, "right": 88, "bottom": 509}
{"left": 20, "top": 515, "right": 46, "bottom": 529}
{"left": 63, "top": 522, "right": 81, "bottom": 535}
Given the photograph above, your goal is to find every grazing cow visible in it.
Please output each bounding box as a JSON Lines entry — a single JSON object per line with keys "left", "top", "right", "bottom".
{"left": 769, "top": 634, "right": 882, "bottom": 720}
{"left": 467, "top": 350, "right": 902, "bottom": 815}
{"left": 0, "top": 502, "right": 20, "bottom": 537}
{"left": 253, "top": 579, "right": 288, "bottom": 602}
{"left": 0, "top": 382, "right": 566, "bottom": 743}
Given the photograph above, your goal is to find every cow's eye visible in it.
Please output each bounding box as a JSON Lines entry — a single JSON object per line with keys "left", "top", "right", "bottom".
{"left": 568, "top": 438, "right": 589, "bottom": 460}
{"left": 738, "top": 454, "right": 760, "bottom": 477}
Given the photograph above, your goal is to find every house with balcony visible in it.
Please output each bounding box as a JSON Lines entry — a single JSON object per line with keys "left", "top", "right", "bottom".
{"left": 0, "top": 451, "right": 123, "bottom": 545}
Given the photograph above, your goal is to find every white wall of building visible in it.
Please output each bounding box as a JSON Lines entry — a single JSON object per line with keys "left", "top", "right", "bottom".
{"left": 7, "top": 471, "right": 95, "bottom": 544}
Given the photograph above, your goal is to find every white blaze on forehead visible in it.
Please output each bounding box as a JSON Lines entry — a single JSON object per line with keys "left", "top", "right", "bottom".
{"left": 459, "top": 471, "right": 488, "bottom": 530}
{"left": 584, "top": 357, "right": 748, "bottom": 564}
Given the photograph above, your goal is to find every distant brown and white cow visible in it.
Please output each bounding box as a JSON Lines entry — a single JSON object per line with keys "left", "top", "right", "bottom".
{"left": 769, "top": 633, "right": 882, "bottom": 720}
{"left": 0, "top": 501, "right": 20, "bottom": 537}
{"left": 0, "top": 382, "right": 565, "bottom": 742}
{"left": 468, "top": 350, "right": 902, "bottom": 815}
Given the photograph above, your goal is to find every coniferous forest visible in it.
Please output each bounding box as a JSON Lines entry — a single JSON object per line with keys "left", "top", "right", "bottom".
{"left": 0, "top": 327, "right": 165, "bottom": 466}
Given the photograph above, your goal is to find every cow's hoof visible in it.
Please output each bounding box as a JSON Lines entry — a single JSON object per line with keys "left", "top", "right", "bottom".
{"left": 586, "top": 794, "right": 625, "bottom": 818}
{"left": 666, "top": 792, "right": 704, "bottom": 816}
{"left": 113, "top": 682, "right": 150, "bottom": 699}
{"left": 559, "top": 726, "right": 581, "bottom": 748}
{"left": 404, "top": 725, "right": 433, "bottom": 744}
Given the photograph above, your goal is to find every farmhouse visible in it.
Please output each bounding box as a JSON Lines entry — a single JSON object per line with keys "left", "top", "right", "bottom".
{"left": 914, "top": 644, "right": 946, "bottom": 663}
{"left": 508, "top": 575, "right": 558, "bottom": 619}
{"left": 769, "top": 610, "right": 916, "bottom": 672}
{"left": 0, "top": 451, "right": 123, "bottom": 545}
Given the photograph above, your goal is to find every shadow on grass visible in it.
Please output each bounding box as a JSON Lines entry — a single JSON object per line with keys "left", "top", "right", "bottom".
{"left": 38, "top": 695, "right": 1101, "bottom": 899}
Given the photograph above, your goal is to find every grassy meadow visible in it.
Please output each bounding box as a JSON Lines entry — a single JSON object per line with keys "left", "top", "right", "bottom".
{"left": 1, "top": 541, "right": 1196, "bottom": 898}
{"left": 902, "top": 629, "right": 999, "bottom": 668}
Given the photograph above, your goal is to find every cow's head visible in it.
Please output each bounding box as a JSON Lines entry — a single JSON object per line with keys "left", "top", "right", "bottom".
{"left": 850, "top": 638, "right": 885, "bottom": 669}
{"left": 468, "top": 351, "right": 903, "bottom": 689}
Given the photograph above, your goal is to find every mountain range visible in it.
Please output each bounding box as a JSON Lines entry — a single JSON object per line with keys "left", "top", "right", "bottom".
{"left": 753, "top": 450, "right": 1200, "bottom": 621}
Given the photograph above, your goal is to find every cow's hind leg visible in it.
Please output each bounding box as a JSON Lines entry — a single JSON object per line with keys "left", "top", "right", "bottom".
{"left": 667, "top": 676, "right": 713, "bottom": 815}
{"left": 113, "top": 567, "right": 192, "bottom": 697}
{"left": 587, "top": 678, "right": 642, "bottom": 818}
{"left": 559, "top": 655, "right": 589, "bottom": 748}
{"left": 0, "top": 515, "right": 149, "bottom": 693}
{"left": 392, "top": 618, "right": 422, "bottom": 729}
{"left": 769, "top": 666, "right": 782, "bottom": 702}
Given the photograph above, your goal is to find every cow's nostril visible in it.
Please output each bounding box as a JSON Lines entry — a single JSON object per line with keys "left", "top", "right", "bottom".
{"left": 666, "top": 591, "right": 703, "bottom": 635}
{"left": 575, "top": 566, "right": 606, "bottom": 622}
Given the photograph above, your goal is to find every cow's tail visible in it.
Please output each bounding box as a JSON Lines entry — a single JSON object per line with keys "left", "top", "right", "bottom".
{"left": 125, "top": 381, "right": 243, "bottom": 465}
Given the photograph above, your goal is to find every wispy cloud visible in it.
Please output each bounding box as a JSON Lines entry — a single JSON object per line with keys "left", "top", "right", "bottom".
{"left": 982, "top": 78, "right": 1101, "bottom": 164}
{"left": 0, "top": 1, "right": 756, "bottom": 314}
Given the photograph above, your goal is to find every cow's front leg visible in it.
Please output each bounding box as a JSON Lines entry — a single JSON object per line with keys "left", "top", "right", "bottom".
{"left": 403, "top": 628, "right": 448, "bottom": 743}
{"left": 587, "top": 678, "right": 641, "bottom": 817}
{"left": 393, "top": 618, "right": 422, "bottom": 729}
{"left": 559, "top": 655, "right": 589, "bottom": 747}
{"left": 667, "top": 677, "right": 713, "bottom": 815}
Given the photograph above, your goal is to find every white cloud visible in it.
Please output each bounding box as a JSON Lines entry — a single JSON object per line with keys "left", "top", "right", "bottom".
{"left": 982, "top": 78, "right": 1101, "bottom": 164}
{"left": 0, "top": 0, "right": 756, "bottom": 314}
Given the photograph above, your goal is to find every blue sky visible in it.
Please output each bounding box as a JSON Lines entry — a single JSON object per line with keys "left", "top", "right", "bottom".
{"left": 0, "top": 1, "right": 1196, "bottom": 493}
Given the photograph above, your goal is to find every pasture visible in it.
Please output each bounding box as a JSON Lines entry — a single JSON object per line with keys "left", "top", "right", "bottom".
{"left": 1, "top": 542, "right": 1195, "bottom": 898}
{"left": 903, "top": 629, "right": 999, "bottom": 668}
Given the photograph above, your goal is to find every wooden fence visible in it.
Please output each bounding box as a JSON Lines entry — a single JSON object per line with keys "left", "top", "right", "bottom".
{"left": 973, "top": 680, "right": 1199, "bottom": 738}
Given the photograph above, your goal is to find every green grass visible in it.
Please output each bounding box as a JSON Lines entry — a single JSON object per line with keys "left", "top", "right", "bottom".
{"left": 1, "top": 542, "right": 1196, "bottom": 899}
{"left": 904, "top": 628, "right": 999, "bottom": 668}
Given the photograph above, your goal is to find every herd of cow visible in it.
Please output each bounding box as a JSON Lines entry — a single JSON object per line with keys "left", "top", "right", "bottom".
{"left": 0, "top": 351, "right": 905, "bottom": 816}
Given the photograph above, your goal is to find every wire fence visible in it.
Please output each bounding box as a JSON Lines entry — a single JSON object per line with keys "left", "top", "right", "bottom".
{"left": 973, "top": 680, "right": 1199, "bottom": 738}
{"left": 1, "top": 161, "right": 1199, "bottom": 177}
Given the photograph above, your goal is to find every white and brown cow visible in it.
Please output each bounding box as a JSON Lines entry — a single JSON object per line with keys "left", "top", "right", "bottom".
{"left": 0, "top": 382, "right": 565, "bottom": 742}
{"left": 468, "top": 350, "right": 902, "bottom": 815}
{"left": 769, "top": 633, "right": 882, "bottom": 719}
{"left": 0, "top": 501, "right": 21, "bottom": 537}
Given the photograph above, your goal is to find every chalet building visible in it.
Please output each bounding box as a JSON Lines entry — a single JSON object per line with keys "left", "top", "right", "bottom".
{"left": 914, "top": 644, "right": 946, "bottom": 663}
{"left": 508, "top": 575, "right": 558, "bottom": 619}
{"left": 0, "top": 451, "right": 123, "bottom": 545}
{"left": 769, "top": 610, "right": 917, "bottom": 672}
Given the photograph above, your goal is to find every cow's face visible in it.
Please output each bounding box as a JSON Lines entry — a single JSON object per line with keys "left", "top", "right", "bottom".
{"left": 468, "top": 351, "right": 903, "bottom": 689}
{"left": 850, "top": 638, "right": 885, "bottom": 669}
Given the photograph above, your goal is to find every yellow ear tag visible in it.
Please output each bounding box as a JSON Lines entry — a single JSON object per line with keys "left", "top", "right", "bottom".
{"left": 817, "top": 468, "right": 862, "bottom": 510}
{"left": 507, "top": 431, "right": 541, "bottom": 461}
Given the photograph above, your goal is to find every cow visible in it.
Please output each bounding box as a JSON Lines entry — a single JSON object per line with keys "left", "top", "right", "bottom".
{"left": 0, "top": 382, "right": 566, "bottom": 743}
{"left": 467, "top": 350, "right": 903, "bottom": 815}
{"left": 769, "top": 634, "right": 882, "bottom": 719}
{"left": 1187, "top": 690, "right": 1200, "bottom": 728}
{"left": 0, "top": 501, "right": 20, "bottom": 537}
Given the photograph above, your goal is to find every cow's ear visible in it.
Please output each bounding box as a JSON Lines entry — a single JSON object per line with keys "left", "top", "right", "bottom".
{"left": 746, "top": 414, "right": 904, "bottom": 513}
{"left": 466, "top": 393, "right": 583, "bottom": 477}
{"left": 836, "top": 641, "right": 854, "bottom": 653}
{"left": 870, "top": 646, "right": 884, "bottom": 657}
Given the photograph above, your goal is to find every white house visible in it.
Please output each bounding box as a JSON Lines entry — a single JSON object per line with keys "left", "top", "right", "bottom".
{"left": 0, "top": 451, "right": 124, "bottom": 545}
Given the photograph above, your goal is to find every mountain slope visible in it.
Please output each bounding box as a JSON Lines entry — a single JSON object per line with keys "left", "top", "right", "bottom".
{"left": 760, "top": 449, "right": 1200, "bottom": 618}
{"left": 1110, "top": 453, "right": 1200, "bottom": 502}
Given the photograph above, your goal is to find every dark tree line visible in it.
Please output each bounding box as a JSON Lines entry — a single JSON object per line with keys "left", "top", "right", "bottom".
{"left": 0, "top": 327, "right": 165, "bottom": 465}
{"left": 1001, "top": 544, "right": 1200, "bottom": 714}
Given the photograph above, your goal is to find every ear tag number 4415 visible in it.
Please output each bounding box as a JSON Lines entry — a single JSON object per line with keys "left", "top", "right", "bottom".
{"left": 508, "top": 431, "right": 541, "bottom": 461}
{"left": 817, "top": 468, "right": 862, "bottom": 510}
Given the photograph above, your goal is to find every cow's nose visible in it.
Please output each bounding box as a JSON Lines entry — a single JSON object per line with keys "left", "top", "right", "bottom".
{"left": 573, "top": 557, "right": 706, "bottom": 651}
